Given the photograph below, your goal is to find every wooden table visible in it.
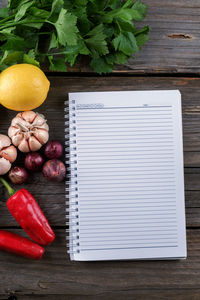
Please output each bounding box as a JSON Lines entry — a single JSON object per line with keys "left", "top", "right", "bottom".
{"left": 1, "top": 1, "right": 200, "bottom": 299}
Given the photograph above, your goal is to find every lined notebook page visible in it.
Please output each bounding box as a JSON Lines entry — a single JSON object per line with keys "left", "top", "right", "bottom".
{"left": 68, "top": 90, "right": 186, "bottom": 261}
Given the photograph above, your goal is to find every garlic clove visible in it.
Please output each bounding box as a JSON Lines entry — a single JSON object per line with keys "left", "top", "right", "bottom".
{"left": 33, "top": 113, "right": 46, "bottom": 127}
{"left": 8, "top": 126, "right": 20, "bottom": 138}
{"left": 37, "top": 123, "right": 49, "bottom": 131}
{"left": 18, "top": 139, "right": 30, "bottom": 153}
{"left": 0, "top": 145, "right": 17, "bottom": 163}
{"left": 0, "top": 134, "right": 11, "bottom": 151}
{"left": 11, "top": 133, "right": 24, "bottom": 147}
{"left": 11, "top": 116, "right": 28, "bottom": 129}
{"left": 33, "top": 129, "right": 49, "bottom": 145}
{"left": 29, "top": 136, "right": 42, "bottom": 151}
{"left": 0, "top": 157, "right": 11, "bottom": 175}
{"left": 21, "top": 111, "right": 36, "bottom": 123}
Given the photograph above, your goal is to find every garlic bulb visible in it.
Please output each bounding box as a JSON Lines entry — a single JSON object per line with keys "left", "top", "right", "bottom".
{"left": 8, "top": 111, "right": 49, "bottom": 153}
{"left": 0, "top": 134, "right": 17, "bottom": 175}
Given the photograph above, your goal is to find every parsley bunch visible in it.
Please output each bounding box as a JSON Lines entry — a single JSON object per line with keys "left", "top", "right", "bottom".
{"left": 0, "top": 0, "right": 149, "bottom": 73}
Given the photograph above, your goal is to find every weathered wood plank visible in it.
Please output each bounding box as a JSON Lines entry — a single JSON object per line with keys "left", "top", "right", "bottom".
{"left": 6, "top": 290, "right": 200, "bottom": 300}
{"left": 0, "top": 1, "right": 200, "bottom": 74}
{"left": 7, "top": 291, "right": 200, "bottom": 300}
{"left": 1, "top": 76, "right": 200, "bottom": 228}
{"left": 0, "top": 228, "right": 198, "bottom": 299}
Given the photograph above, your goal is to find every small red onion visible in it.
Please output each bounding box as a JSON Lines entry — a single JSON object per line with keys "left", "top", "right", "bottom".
{"left": 25, "top": 152, "right": 44, "bottom": 172}
{"left": 9, "top": 166, "right": 28, "bottom": 185}
{"left": 44, "top": 140, "right": 63, "bottom": 159}
{"left": 42, "top": 159, "right": 66, "bottom": 182}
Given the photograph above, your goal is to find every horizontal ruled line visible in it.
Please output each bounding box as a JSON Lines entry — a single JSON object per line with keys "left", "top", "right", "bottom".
{"left": 76, "top": 224, "right": 177, "bottom": 230}
{"left": 76, "top": 118, "right": 172, "bottom": 124}
{"left": 76, "top": 198, "right": 176, "bottom": 203}
{"left": 76, "top": 163, "right": 175, "bottom": 167}
{"left": 76, "top": 177, "right": 176, "bottom": 182}
{"left": 79, "top": 236, "right": 178, "bottom": 243}
{"left": 80, "top": 245, "right": 177, "bottom": 251}
{"left": 76, "top": 105, "right": 172, "bottom": 110}
{"left": 79, "top": 228, "right": 178, "bottom": 234}
{"left": 75, "top": 220, "right": 177, "bottom": 226}
{"left": 78, "top": 204, "right": 176, "bottom": 210}
{"left": 76, "top": 193, "right": 176, "bottom": 199}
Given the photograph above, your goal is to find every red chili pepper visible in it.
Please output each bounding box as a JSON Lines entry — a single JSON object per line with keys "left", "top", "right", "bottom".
{"left": 0, "top": 178, "right": 55, "bottom": 246}
{"left": 0, "top": 230, "right": 44, "bottom": 259}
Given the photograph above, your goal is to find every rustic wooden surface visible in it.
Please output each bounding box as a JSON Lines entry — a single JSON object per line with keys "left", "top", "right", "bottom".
{"left": 1, "top": 1, "right": 200, "bottom": 300}
{"left": 0, "top": 76, "right": 200, "bottom": 300}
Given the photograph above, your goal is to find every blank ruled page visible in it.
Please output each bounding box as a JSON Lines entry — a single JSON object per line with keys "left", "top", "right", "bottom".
{"left": 68, "top": 90, "right": 187, "bottom": 261}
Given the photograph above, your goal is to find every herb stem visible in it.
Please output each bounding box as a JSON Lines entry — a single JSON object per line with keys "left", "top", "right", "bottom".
{"left": 45, "top": 20, "right": 54, "bottom": 25}
{"left": 0, "top": 14, "right": 15, "bottom": 24}
{"left": 0, "top": 20, "right": 43, "bottom": 30}
{"left": 37, "top": 32, "right": 51, "bottom": 35}
{"left": 0, "top": 177, "right": 16, "bottom": 197}
{"left": 45, "top": 51, "right": 69, "bottom": 56}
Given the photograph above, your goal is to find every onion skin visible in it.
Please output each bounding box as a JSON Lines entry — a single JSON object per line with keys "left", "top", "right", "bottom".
{"left": 44, "top": 141, "right": 63, "bottom": 159}
{"left": 42, "top": 159, "right": 66, "bottom": 182}
{"left": 25, "top": 152, "right": 44, "bottom": 172}
{"left": 9, "top": 167, "right": 28, "bottom": 185}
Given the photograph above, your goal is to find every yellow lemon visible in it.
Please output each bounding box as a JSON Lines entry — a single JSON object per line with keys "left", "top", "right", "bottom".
{"left": 0, "top": 64, "right": 50, "bottom": 111}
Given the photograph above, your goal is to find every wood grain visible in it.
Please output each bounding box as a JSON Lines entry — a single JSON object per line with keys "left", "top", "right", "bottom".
{"left": 0, "top": 1, "right": 199, "bottom": 297}
{"left": 0, "top": 0, "right": 200, "bottom": 74}
{"left": 0, "top": 75, "right": 200, "bottom": 298}
{"left": 0, "top": 228, "right": 198, "bottom": 299}
{"left": 1, "top": 76, "right": 200, "bottom": 229}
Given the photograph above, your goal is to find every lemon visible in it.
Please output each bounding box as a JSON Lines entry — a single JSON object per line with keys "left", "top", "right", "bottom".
{"left": 0, "top": 64, "right": 50, "bottom": 111}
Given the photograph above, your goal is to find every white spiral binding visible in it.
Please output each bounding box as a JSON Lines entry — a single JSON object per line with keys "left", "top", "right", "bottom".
{"left": 65, "top": 100, "right": 80, "bottom": 256}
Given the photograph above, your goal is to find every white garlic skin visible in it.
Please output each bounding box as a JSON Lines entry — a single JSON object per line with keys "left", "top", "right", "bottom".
{"left": 0, "top": 158, "right": 11, "bottom": 175}
{"left": 0, "top": 134, "right": 17, "bottom": 175}
{"left": 8, "top": 111, "right": 49, "bottom": 153}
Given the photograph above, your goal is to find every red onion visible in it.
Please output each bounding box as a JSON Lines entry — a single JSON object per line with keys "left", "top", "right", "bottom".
{"left": 9, "top": 166, "right": 28, "bottom": 185}
{"left": 44, "top": 140, "right": 63, "bottom": 159}
{"left": 25, "top": 152, "right": 44, "bottom": 172}
{"left": 42, "top": 159, "right": 66, "bottom": 182}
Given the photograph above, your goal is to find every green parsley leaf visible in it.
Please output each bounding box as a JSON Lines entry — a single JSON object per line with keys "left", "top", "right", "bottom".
{"left": 64, "top": 40, "right": 90, "bottom": 66}
{"left": 0, "top": 7, "right": 9, "bottom": 19}
{"left": 132, "top": 1, "right": 147, "bottom": 21}
{"left": 14, "top": 1, "right": 35, "bottom": 21}
{"left": 49, "top": 32, "right": 58, "bottom": 50}
{"left": 114, "top": 52, "right": 128, "bottom": 64}
{"left": 90, "top": 57, "right": 113, "bottom": 74}
{"left": 0, "top": 33, "right": 25, "bottom": 51}
{"left": 54, "top": 8, "right": 78, "bottom": 46}
{"left": 0, "top": 0, "right": 149, "bottom": 74}
{"left": 1, "top": 50, "right": 23, "bottom": 64}
{"left": 8, "top": 0, "right": 21, "bottom": 9}
{"left": 75, "top": 0, "right": 88, "bottom": 5}
{"left": 29, "top": 7, "right": 50, "bottom": 19}
{"left": 50, "top": 0, "right": 64, "bottom": 16}
{"left": 48, "top": 55, "right": 67, "bottom": 71}
{"left": 113, "top": 32, "right": 139, "bottom": 55}
{"left": 107, "top": 0, "right": 122, "bottom": 9}
{"left": 23, "top": 49, "right": 40, "bottom": 67}
{"left": 122, "top": 0, "right": 135, "bottom": 8}
{"left": 85, "top": 24, "right": 108, "bottom": 57}
{"left": 136, "top": 33, "right": 149, "bottom": 47}
{"left": 21, "top": 16, "right": 45, "bottom": 29}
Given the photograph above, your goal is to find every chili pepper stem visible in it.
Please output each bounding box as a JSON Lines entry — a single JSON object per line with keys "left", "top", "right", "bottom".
{"left": 0, "top": 177, "right": 16, "bottom": 196}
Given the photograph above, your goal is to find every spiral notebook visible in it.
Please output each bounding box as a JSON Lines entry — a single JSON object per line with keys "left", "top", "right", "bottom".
{"left": 66, "top": 90, "right": 187, "bottom": 261}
